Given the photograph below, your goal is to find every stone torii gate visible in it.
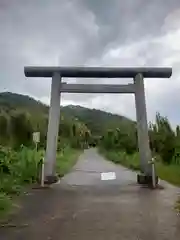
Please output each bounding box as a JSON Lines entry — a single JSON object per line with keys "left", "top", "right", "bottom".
{"left": 24, "top": 66, "right": 172, "bottom": 185}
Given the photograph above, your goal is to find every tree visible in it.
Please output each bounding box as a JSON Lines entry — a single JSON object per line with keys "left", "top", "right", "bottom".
{"left": 9, "top": 111, "right": 33, "bottom": 148}
{"left": 0, "top": 114, "right": 8, "bottom": 144}
{"left": 149, "top": 113, "right": 176, "bottom": 164}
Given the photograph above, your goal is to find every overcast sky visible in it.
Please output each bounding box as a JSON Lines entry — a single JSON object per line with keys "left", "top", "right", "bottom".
{"left": 0, "top": 0, "right": 180, "bottom": 125}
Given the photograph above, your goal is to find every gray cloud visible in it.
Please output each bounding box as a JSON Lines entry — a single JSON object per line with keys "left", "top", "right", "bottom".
{"left": 0, "top": 0, "right": 180, "bottom": 125}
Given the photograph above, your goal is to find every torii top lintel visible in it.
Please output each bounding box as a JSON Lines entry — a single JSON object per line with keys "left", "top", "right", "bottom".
{"left": 24, "top": 66, "right": 172, "bottom": 79}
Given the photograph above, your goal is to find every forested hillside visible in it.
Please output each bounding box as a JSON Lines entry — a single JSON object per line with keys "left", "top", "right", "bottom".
{"left": 62, "top": 105, "right": 135, "bottom": 135}
{"left": 0, "top": 92, "right": 48, "bottom": 114}
{"left": 1, "top": 91, "right": 180, "bottom": 169}
{"left": 0, "top": 92, "right": 134, "bottom": 136}
{"left": 0, "top": 92, "right": 92, "bottom": 149}
{"left": 1, "top": 91, "right": 180, "bottom": 166}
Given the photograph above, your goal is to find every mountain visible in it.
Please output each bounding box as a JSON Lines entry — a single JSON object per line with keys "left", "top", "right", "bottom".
{"left": 0, "top": 92, "right": 134, "bottom": 135}
{"left": 62, "top": 105, "right": 135, "bottom": 135}
{"left": 0, "top": 92, "right": 48, "bottom": 114}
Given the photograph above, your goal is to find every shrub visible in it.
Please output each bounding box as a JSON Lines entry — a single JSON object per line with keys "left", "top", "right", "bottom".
{"left": 0, "top": 192, "right": 12, "bottom": 217}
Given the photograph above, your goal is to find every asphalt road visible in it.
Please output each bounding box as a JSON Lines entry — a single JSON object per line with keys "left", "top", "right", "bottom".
{"left": 1, "top": 148, "right": 180, "bottom": 239}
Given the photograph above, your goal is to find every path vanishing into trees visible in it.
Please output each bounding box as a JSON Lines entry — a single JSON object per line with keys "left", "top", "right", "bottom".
{"left": 1, "top": 148, "right": 180, "bottom": 239}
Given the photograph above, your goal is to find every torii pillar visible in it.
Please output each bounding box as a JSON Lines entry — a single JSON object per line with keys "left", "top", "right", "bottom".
{"left": 134, "top": 73, "right": 157, "bottom": 184}
{"left": 44, "top": 72, "right": 61, "bottom": 184}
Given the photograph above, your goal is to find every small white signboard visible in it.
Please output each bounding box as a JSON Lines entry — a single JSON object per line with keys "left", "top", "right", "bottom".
{"left": 33, "top": 132, "right": 40, "bottom": 143}
{"left": 101, "top": 172, "right": 116, "bottom": 181}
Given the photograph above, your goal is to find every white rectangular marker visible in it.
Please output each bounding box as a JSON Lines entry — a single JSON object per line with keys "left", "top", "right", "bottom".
{"left": 101, "top": 172, "right": 116, "bottom": 181}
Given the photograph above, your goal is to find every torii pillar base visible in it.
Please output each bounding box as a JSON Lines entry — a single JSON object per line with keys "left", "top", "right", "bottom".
{"left": 137, "top": 173, "right": 159, "bottom": 187}
{"left": 44, "top": 175, "right": 59, "bottom": 185}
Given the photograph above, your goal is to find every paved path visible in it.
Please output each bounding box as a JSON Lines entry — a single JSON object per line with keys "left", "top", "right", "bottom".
{"left": 1, "top": 148, "right": 180, "bottom": 239}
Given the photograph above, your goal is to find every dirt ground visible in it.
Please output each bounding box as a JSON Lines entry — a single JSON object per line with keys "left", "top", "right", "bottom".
{"left": 1, "top": 148, "right": 180, "bottom": 240}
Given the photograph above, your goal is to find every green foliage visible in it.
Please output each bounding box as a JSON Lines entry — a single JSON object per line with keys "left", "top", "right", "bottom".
{"left": 9, "top": 111, "right": 33, "bottom": 148}
{"left": 0, "top": 114, "right": 8, "bottom": 140}
{"left": 62, "top": 105, "right": 134, "bottom": 135}
{"left": 0, "top": 92, "right": 92, "bottom": 219}
{"left": 100, "top": 111, "right": 180, "bottom": 166}
{"left": 0, "top": 146, "right": 43, "bottom": 193}
{"left": 101, "top": 148, "right": 180, "bottom": 187}
{"left": 156, "top": 162, "right": 180, "bottom": 186}
{"left": 100, "top": 126, "right": 137, "bottom": 154}
{"left": 0, "top": 146, "right": 43, "bottom": 218}
{"left": 1, "top": 91, "right": 180, "bottom": 167}
{"left": 149, "top": 113, "right": 177, "bottom": 164}
{"left": 1, "top": 91, "right": 180, "bottom": 213}
{"left": 100, "top": 148, "right": 140, "bottom": 171}
{"left": 56, "top": 146, "right": 81, "bottom": 177}
{"left": 0, "top": 92, "right": 48, "bottom": 114}
{"left": 0, "top": 143, "right": 81, "bottom": 219}
{"left": 0, "top": 92, "right": 93, "bottom": 150}
{"left": 100, "top": 111, "right": 180, "bottom": 190}
{"left": 0, "top": 193, "right": 12, "bottom": 218}
{"left": 0, "top": 111, "right": 34, "bottom": 148}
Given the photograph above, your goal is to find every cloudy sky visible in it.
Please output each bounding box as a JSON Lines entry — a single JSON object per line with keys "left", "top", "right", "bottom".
{"left": 0, "top": 0, "right": 180, "bottom": 125}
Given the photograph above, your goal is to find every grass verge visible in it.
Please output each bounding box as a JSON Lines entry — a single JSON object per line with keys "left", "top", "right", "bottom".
{"left": 56, "top": 146, "right": 81, "bottom": 177}
{"left": 100, "top": 148, "right": 180, "bottom": 211}
{"left": 0, "top": 146, "right": 43, "bottom": 220}
{"left": 99, "top": 148, "right": 180, "bottom": 210}
{"left": 99, "top": 148, "right": 180, "bottom": 186}
{"left": 0, "top": 193, "right": 12, "bottom": 219}
{"left": 99, "top": 148, "right": 140, "bottom": 172}
{"left": 0, "top": 145, "right": 81, "bottom": 221}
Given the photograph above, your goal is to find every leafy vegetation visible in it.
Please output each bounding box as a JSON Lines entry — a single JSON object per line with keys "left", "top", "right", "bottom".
{"left": 0, "top": 92, "right": 91, "bottom": 219}
{"left": 99, "top": 150, "right": 140, "bottom": 171}
{"left": 100, "top": 112, "right": 180, "bottom": 188}
{"left": 62, "top": 105, "right": 134, "bottom": 136}
{"left": 1, "top": 91, "right": 180, "bottom": 216}
{"left": 0, "top": 193, "right": 11, "bottom": 218}
{"left": 0, "top": 146, "right": 42, "bottom": 217}
{"left": 56, "top": 146, "right": 81, "bottom": 177}
{"left": 0, "top": 145, "right": 81, "bottom": 218}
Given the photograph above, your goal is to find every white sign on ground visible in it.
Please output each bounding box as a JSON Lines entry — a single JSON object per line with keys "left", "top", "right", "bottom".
{"left": 101, "top": 172, "right": 116, "bottom": 181}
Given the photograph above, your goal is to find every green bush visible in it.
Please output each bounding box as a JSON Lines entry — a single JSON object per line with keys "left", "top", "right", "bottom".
{"left": 0, "top": 146, "right": 44, "bottom": 219}
{"left": 99, "top": 148, "right": 140, "bottom": 171}
{"left": 0, "top": 192, "right": 12, "bottom": 217}
{"left": 0, "top": 146, "right": 43, "bottom": 195}
{"left": 56, "top": 146, "right": 81, "bottom": 177}
{"left": 149, "top": 113, "right": 177, "bottom": 165}
{"left": 100, "top": 112, "right": 180, "bottom": 166}
{"left": 0, "top": 142, "right": 82, "bottom": 219}
{"left": 9, "top": 111, "right": 33, "bottom": 148}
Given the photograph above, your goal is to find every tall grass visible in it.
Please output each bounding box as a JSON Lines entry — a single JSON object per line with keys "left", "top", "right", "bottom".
{"left": 99, "top": 148, "right": 140, "bottom": 171}
{"left": 0, "top": 193, "right": 11, "bottom": 218}
{"left": 0, "top": 144, "right": 81, "bottom": 219}
{"left": 100, "top": 148, "right": 180, "bottom": 186}
{"left": 56, "top": 146, "right": 81, "bottom": 177}
{"left": 0, "top": 146, "right": 43, "bottom": 218}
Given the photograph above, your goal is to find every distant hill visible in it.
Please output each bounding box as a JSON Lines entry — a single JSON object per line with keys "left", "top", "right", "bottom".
{"left": 0, "top": 92, "right": 134, "bottom": 135}
{"left": 0, "top": 92, "right": 48, "bottom": 114}
{"left": 62, "top": 105, "right": 135, "bottom": 135}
